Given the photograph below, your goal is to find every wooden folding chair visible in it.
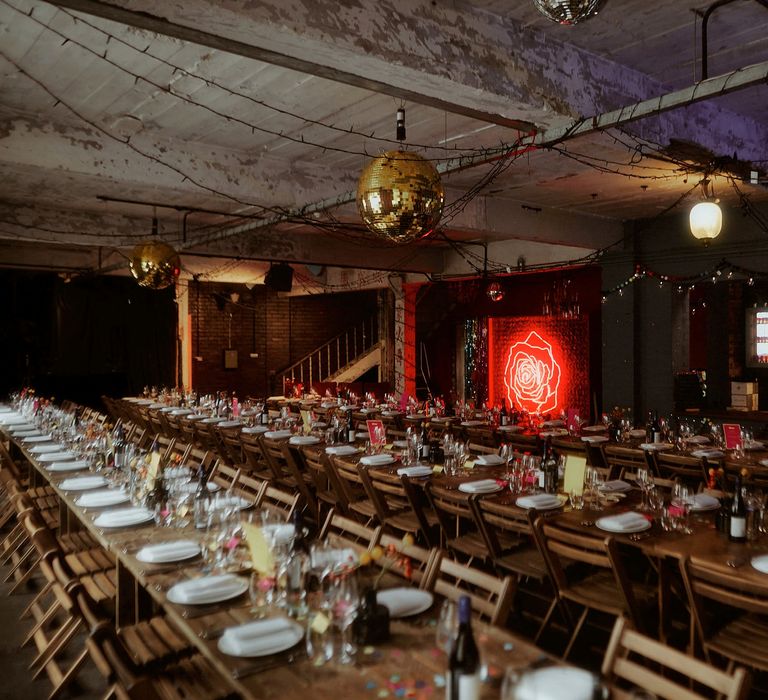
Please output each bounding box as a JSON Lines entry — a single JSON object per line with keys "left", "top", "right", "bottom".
{"left": 298, "top": 446, "right": 343, "bottom": 517}
{"left": 680, "top": 555, "right": 768, "bottom": 674}
{"left": 603, "top": 444, "right": 653, "bottom": 480}
{"left": 532, "top": 516, "right": 656, "bottom": 659}
{"left": 376, "top": 531, "right": 441, "bottom": 591}
{"left": 425, "top": 482, "right": 490, "bottom": 564}
{"left": 651, "top": 451, "right": 708, "bottom": 491}
{"left": 602, "top": 616, "right": 750, "bottom": 700}
{"left": 318, "top": 509, "right": 382, "bottom": 553}
{"left": 327, "top": 455, "right": 379, "bottom": 525}
{"left": 240, "top": 433, "right": 277, "bottom": 481}
{"left": 434, "top": 556, "right": 514, "bottom": 627}
{"left": 261, "top": 436, "right": 318, "bottom": 521}
{"left": 255, "top": 484, "right": 301, "bottom": 521}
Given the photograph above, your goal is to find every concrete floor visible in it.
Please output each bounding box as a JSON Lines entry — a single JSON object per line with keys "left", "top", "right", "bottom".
{"left": 0, "top": 566, "right": 105, "bottom": 700}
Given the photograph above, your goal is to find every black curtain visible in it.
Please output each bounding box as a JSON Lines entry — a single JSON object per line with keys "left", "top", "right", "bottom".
{"left": 0, "top": 270, "right": 175, "bottom": 407}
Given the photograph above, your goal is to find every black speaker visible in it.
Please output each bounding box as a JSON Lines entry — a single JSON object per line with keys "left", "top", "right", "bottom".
{"left": 265, "top": 263, "right": 293, "bottom": 292}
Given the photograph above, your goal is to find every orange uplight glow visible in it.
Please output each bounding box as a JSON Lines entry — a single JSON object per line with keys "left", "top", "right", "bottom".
{"left": 503, "top": 330, "right": 562, "bottom": 414}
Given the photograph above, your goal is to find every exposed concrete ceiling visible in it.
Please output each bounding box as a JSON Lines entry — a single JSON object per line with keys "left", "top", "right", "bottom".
{"left": 0, "top": 0, "right": 766, "bottom": 281}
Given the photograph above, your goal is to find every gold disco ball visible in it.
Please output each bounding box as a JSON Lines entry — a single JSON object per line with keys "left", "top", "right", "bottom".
{"left": 129, "top": 241, "right": 181, "bottom": 290}
{"left": 357, "top": 150, "right": 444, "bottom": 244}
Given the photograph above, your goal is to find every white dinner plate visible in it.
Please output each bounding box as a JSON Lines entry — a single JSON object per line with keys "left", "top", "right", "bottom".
{"left": 217, "top": 619, "right": 303, "bottom": 658}
{"left": 515, "top": 495, "right": 563, "bottom": 510}
{"left": 289, "top": 435, "right": 321, "bottom": 446}
{"left": 458, "top": 481, "right": 503, "bottom": 494}
{"left": 595, "top": 515, "right": 651, "bottom": 534}
{"left": 639, "top": 443, "right": 673, "bottom": 452}
{"left": 360, "top": 454, "right": 396, "bottom": 467}
{"left": 686, "top": 494, "right": 720, "bottom": 512}
{"left": 474, "top": 454, "right": 505, "bottom": 466}
{"left": 751, "top": 555, "right": 768, "bottom": 574}
{"left": 167, "top": 575, "right": 249, "bottom": 605}
{"left": 376, "top": 588, "right": 433, "bottom": 618}
{"left": 581, "top": 435, "right": 609, "bottom": 444}
{"left": 58, "top": 476, "right": 108, "bottom": 491}
{"left": 582, "top": 425, "right": 608, "bottom": 433}
{"left": 93, "top": 507, "right": 154, "bottom": 528}
{"left": 214, "top": 495, "right": 254, "bottom": 510}
{"left": 397, "top": 465, "right": 433, "bottom": 478}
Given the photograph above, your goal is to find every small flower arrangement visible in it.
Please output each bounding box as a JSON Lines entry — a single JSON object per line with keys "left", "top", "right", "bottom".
{"left": 358, "top": 534, "right": 415, "bottom": 589}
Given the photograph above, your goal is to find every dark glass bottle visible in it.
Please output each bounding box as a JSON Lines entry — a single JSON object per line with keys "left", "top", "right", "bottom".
{"left": 729, "top": 475, "right": 747, "bottom": 543}
{"left": 353, "top": 588, "right": 390, "bottom": 645}
{"left": 651, "top": 411, "right": 662, "bottom": 444}
{"left": 500, "top": 399, "right": 509, "bottom": 427}
{"left": 347, "top": 410, "right": 356, "bottom": 443}
{"left": 446, "top": 596, "right": 480, "bottom": 700}
{"left": 420, "top": 423, "right": 430, "bottom": 461}
{"left": 542, "top": 439, "right": 558, "bottom": 494}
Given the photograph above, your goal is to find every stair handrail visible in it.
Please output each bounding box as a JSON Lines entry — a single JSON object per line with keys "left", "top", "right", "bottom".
{"left": 279, "top": 315, "right": 378, "bottom": 393}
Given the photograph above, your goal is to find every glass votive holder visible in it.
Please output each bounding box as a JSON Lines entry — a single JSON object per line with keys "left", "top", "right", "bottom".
{"left": 569, "top": 489, "right": 584, "bottom": 510}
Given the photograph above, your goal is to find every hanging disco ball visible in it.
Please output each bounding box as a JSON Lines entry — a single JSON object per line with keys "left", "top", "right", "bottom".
{"left": 533, "top": 0, "right": 605, "bottom": 25}
{"left": 486, "top": 281, "right": 505, "bottom": 303}
{"left": 129, "top": 241, "right": 181, "bottom": 290}
{"left": 357, "top": 150, "right": 444, "bottom": 244}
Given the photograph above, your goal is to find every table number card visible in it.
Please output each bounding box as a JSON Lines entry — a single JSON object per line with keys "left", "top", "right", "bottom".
{"left": 366, "top": 419, "right": 386, "bottom": 446}
{"left": 243, "top": 522, "right": 275, "bottom": 575}
{"left": 722, "top": 423, "right": 742, "bottom": 450}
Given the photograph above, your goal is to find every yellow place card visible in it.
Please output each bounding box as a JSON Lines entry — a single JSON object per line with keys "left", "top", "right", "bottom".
{"left": 147, "top": 451, "right": 161, "bottom": 480}
{"left": 384, "top": 443, "right": 394, "bottom": 451}
{"left": 301, "top": 410, "right": 312, "bottom": 435}
{"left": 563, "top": 454, "right": 587, "bottom": 495}
{"left": 311, "top": 612, "right": 330, "bottom": 635}
{"left": 432, "top": 465, "right": 444, "bottom": 474}
{"left": 243, "top": 522, "right": 275, "bottom": 575}
{"left": 464, "top": 460, "right": 475, "bottom": 470}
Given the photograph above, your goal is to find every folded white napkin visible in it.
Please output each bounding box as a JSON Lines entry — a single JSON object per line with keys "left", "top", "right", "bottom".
{"left": 201, "top": 417, "right": 225, "bottom": 424}
{"left": 685, "top": 493, "right": 719, "bottom": 510}
{"left": 397, "top": 465, "right": 433, "bottom": 477}
{"left": 514, "top": 667, "right": 596, "bottom": 700}
{"left": 539, "top": 429, "right": 568, "bottom": 437}
{"left": 581, "top": 435, "right": 609, "bottom": 443}
{"left": 30, "top": 444, "right": 63, "bottom": 454}
{"left": 597, "top": 511, "right": 648, "bottom": 532}
{"left": 516, "top": 494, "right": 561, "bottom": 509}
{"left": 59, "top": 476, "right": 107, "bottom": 490}
{"left": 326, "top": 445, "right": 359, "bottom": 456}
{"left": 38, "top": 451, "right": 76, "bottom": 462}
{"left": 541, "top": 420, "right": 565, "bottom": 428}
{"left": 136, "top": 540, "right": 201, "bottom": 563}
{"left": 582, "top": 425, "right": 608, "bottom": 433}
{"left": 289, "top": 435, "right": 320, "bottom": 445}
{"left": 601, "top": 480, "right": 632, "bottom": 493}
{"left": 392, "top": 440, "right": 409, "bottom": 449}
{"left": 217, "top": 420, "right": 242, "bottom": 428}
{"left": 360, "top": 454, "right": 395, "bottom": 466}
{"left": 48, "top": 460, "right": 89, "bottom": 472}
{"left": 264, "top": 430, "right": 292, "bottom": 439}
{"left": 242, "top": 426, "right": 268, "bottom": 434}
{"left": 685, "top": 435, "right": 710, "bottom": 444}
{"left": 639, "top": 443, "right": 672, "bottom": 451}
{"left": 21, "top": 435, "right": 51, "bottom": 443}
{"left": 75, "top": 490, "right": 129, "bottom": 508}
{"left": 459, "top": 479, "right": 500, "bottom": 493}
{"left": 498, "top": 425, "right": 522, "bottom": 432}
{"left": 186, "top": 414, "right": 207, "bottom": 421}
{"left": 261, "top": 523, "right": 295, "bottom": 545}
{"left": 360, "top": 408, "right": 376, "bottom": 414}
{"left": 460, "top": 420, "right": 485, "bottom": 427}
{"left": 339, "top": 405, "right": 359, "bottom": 411}
{"left": 13, "top": 429, "right": 42, "bottom": 437}
{"left": 407, "top": 414, "right": 425, "bottom": 419}
{"left": 629, "top": 428, "right": 647, "bottom": 438}
{"left": 171, "top": 408, "right": 193, "bottom": 416}
{"left": 310, "top": 547, "right": 357, "bottom": 571}
{"left": 691, "top": 449, "right": 725, "bottom": 459}
{"left": 475, "top": 454, "right": 505, "bottom": 466}
{"left": 381, "top": 410, "right": 401, "bottom": 416}
{"left": 220, "top": 617, "right": 298, "bottom": 656}
{"left": 169, "top": 574, "right": 245, "bottom": 604}
{"left": 94, "top": 507, "right": 153, "bottom": 527}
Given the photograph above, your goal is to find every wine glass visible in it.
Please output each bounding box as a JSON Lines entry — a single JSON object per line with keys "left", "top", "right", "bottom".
{"left": 435, "top": 599, "right": 457, "bottom": 653}
{"left": 330, "top": 574, "right": 360, "bottom": 664}
{"left": 635, "top": 468, "right": 650, "bottom": 511}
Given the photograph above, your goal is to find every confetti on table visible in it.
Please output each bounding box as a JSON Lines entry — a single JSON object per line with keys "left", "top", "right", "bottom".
{"left": 390, "top": 675, "right": 401, "bottom": 683}
{"left": 366, "top": 681, "right": 377, "bottom": 690}
{"left": 364, "top": 646, "right": 375, "bottom": 655}
{"left": 415, "top": 680, "right": 426, "bottom": 689}
{"left": 433, "top": 675, "right": 446, "bottom": 689}
{"left": 395, "top": 690, "right": 406, "bottom": 698}
{"left": 503, "top": 642, "right": 515, "bottom": 651}
{"left": 377, "top": 691, "right": 389, "bottom": 698}
{"left": 478, "top": 633, "right": 489, "bottom": 643}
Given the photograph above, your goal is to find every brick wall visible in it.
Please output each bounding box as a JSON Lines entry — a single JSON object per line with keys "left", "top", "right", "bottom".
{"left": 191, "top": 282, "right": 378, "bottom": 397}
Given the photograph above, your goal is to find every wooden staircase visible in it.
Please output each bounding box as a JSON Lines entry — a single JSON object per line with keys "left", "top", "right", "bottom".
{"left": 278, "top": 316, "right": 379, "bottom": 393}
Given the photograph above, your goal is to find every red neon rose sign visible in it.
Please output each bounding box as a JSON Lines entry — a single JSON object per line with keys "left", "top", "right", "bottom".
{"left": 503, "top": 330, "right": 561, "bottom": 414}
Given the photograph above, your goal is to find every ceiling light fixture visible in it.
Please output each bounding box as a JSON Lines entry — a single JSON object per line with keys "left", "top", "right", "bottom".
{"left": 356, "top": 107, "right": 444, "bottom": 244}
{"left": 128, "top": 216, "right": 181, "bottom": 290}
{"left": 533, "top": 0, "right": 606, "bottom": 25}
{"left": 689, "top": 179, "right": 722, "bottom": 245}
